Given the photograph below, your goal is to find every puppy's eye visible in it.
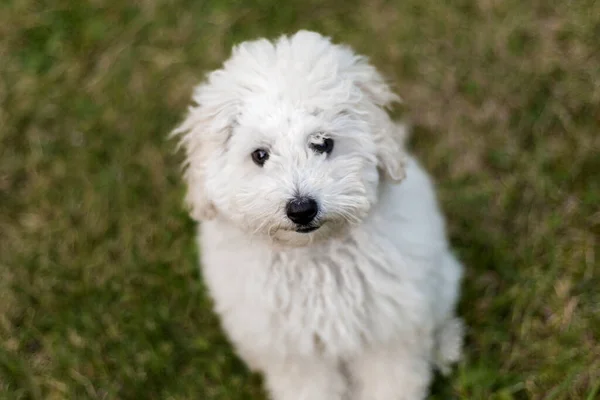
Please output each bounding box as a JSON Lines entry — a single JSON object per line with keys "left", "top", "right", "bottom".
{"left": 251, "top": 148, "right": 269, "bottom": 166}
{"left": 310, "top": 138, "right": 334, "bottom": 155}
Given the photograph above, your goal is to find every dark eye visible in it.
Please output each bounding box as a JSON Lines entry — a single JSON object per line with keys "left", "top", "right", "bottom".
{"left": 310, "top": 138, "right": 334, "bottom": 155}
{"left": 251, "top": 148, "right": 269, "bottom": 166}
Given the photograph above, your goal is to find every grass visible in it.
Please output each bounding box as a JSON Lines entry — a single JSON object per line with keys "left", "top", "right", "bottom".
{"left": 1, "top": 0, "right": 599, "bottom": 398}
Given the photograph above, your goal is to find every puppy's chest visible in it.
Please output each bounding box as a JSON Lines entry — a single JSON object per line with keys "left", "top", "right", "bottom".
{"left": 268, "top": 250, "right": 371, "bottom": 327}
{"left": 213, "top": 238, "right": 409, "bottom": 355}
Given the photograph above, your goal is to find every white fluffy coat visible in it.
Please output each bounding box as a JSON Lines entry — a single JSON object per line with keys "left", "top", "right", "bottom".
{"left": 173, "top": 31, "right": 464, "bottom": 400}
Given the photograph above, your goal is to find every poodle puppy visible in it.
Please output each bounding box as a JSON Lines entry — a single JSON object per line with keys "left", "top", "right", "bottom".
{"left": 173, "top": 30, "right": 464, "bottom": 400}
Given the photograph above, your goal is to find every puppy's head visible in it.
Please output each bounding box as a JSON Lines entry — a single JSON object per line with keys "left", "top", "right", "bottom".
{"left": 173, "top": 31, "right": 406, "bottom": 246}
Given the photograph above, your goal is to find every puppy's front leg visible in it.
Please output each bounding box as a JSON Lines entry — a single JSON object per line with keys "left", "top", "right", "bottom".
{"left": 263, "top": 356, "right": 348, "bottom": 400}
{"left": 348, "top": 339, "right": 433, "bottom": 400}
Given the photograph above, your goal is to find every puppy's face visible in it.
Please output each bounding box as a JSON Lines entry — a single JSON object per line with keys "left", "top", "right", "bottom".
{"left": 204, "top": 99, "right": 379, "bottom": 245}
{"left": 174, "top": 31, "right": 406, "bottom": 246}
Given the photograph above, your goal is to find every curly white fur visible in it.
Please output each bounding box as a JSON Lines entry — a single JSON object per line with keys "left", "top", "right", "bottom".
{"left": 173, "top": 31, "right": 464, "bottom": 400}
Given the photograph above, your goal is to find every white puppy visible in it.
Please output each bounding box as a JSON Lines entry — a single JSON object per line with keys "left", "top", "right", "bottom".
{"left": 173, "top": 31, "right": 464, "bottom": 400}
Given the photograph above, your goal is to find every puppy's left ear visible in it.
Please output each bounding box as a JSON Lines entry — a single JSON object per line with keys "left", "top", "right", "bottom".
{"left": 372, "top": 121, "right": 408, "bottom": 182}
{"left": 347, "top": 56, "right": 400, "bottom": 109}
{"left": 347, "top": 57, "right": 407, "bottom": 182}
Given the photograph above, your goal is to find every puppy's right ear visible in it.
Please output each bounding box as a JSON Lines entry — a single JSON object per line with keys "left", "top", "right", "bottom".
{"left": 171, "top": 79, "right": 238, "bottom": 221}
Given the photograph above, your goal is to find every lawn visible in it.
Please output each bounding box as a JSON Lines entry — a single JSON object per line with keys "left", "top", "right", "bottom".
{"left": 1, "top": 0, "right": 599, "bottom": 399}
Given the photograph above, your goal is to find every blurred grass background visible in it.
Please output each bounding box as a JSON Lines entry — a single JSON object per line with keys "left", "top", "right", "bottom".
{"left": 1, "top": 0, "right": 599, "bottom": 399}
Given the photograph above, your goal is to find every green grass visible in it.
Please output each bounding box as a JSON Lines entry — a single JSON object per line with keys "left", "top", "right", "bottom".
{"left": 1, "top": 0, "right": 599, "bottom": 398}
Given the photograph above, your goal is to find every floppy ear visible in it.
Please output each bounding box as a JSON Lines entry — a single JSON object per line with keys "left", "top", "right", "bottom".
{"left": 171, "top": 80, "right": 239, "bottom": 221}
{"left": 371, "top": 120, "right": 408, "bottom": 182}
{"left": 345, "top": 55, "right": 407, "bottom": 182}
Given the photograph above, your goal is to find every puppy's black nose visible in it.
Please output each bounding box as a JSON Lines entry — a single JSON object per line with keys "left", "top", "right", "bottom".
{"left": 286, "top": 197, "right": 318, "bottom": 225}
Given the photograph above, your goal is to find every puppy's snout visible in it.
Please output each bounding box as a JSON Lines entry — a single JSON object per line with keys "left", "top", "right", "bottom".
{"left": 286, "top": 197, "right": 318, "bottom": 225}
